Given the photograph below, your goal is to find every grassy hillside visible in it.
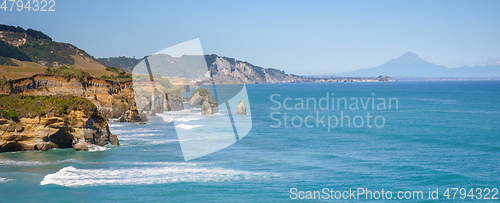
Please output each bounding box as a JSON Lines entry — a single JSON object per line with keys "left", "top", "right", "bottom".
{"left": 0, "top": 24, "right": 115, "bottom": 79}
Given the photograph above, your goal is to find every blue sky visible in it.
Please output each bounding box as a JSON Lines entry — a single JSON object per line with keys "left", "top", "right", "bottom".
{"left": 1, "top": 0, "right": 499, "bottom": 75}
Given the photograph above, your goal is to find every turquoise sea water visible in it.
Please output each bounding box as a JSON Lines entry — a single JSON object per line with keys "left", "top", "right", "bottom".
{"left": 0, "top": 81, "right": 499, "bottom": 201}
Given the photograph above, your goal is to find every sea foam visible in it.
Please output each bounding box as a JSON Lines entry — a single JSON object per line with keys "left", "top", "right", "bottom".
{"left": 176, "top": 124, "right": 203, "bottom": 130}
{"left": 0, "top": 158, "right": 98, "bottom": 167}
{"left": 156, "top": 108, "right": 203, "bottom": 123}
{"left": 88, "top": 144, "right": 108, "bottom": 152}
{"left": 40, "top": 163, "right": 274, "bottom": 187}
{"left": 0, "top": 177, "right": 12, "bottom": 183}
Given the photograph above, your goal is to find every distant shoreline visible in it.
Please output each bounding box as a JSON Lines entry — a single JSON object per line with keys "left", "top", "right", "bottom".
{"left": 392, "top": 77, "right": 500, "bottom": 82}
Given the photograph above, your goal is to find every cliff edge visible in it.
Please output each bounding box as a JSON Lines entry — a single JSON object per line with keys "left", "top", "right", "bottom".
{"left": 0, "top": 94, "right": 118, "bottom": 152}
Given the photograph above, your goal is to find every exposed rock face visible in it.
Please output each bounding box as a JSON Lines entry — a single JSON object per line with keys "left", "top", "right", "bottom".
{"left": 8, "top": 74, "right": 146, "bottom": 122}
{"left": 201, "top": 95, "right": 219, "bottom": 115}
{"left": 5, "top": 74, "right": 202, "bottom": 125}
{"left": 189, "top": 92, "right": 204, "bottom": 106}
{"left": 132, "top": 82, "right": 184, "bottom": 114}
{"left": 108, "top": 134, "right": 119, "bottom": 145}
{"left": 164, "top": 93, "right": 171, "bottom": 111}
{"left": 237, "top": 100, "right": 247, "bottom": 115}
{"left": 204, "top": 55, "right": 302, "bottom": 84}
{"left": 203, "top": 55, "right": 396, "bottom": 84}
{"left": 167, "top": 93, "right": 183, "bottom": 111}
{"left": 150, "top": 90, "right": 164, "bottom": 115}
{"left": 118, "top": 106, "right": 148, "bottom": 123}
{"left": 0, "top": 110, "right": 117, "bottom": 152}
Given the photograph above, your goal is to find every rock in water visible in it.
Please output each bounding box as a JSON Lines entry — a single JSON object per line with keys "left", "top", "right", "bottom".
{"left": 73, "top": 141, "right": 89, "bottom": 151}
{"left": 237, "top": 100, "right": 247, "bottom": 115}
{"left": 201, "top": 100, "right": 213, "bottom": 115}
{"left": 127, "top": 106, "right": 143, "bottom": 122}
{"left": 201, "top": 95, "right": 219, "bottom": 115}
{"left": 139, "top": 112, "right": 148, "bottom": 122}
{"left": 108, "top": 134, "right": 120, "bottom": 145}
{"left": 117, "top": 107, "right": 147, "bottom": 123}
{"left": 150, "top": 90, "right": 164, "bottom": 115}
{"left": 189, "top": 92, "right": 204, "bottom": 106}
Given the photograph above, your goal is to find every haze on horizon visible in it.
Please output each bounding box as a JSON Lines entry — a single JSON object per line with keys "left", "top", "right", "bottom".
{"left": 1, "top": 0, "right": 499, "bottom": 75}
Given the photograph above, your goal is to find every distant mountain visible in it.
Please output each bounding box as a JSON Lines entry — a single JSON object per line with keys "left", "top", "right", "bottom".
{"left": 336, "top": 51, "right": 500, "bottom": 78}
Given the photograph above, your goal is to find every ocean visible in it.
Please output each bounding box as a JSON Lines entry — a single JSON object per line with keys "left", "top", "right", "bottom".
{"left": 0, "top": 81, "right": 499, "bottom": 201}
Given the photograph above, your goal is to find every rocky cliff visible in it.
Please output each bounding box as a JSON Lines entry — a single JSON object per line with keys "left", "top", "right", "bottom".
{"left": 0, "top": 94, "right": 118, "bottom": 152}
{"left": 8, "top": 74, "right": 138, "bottom": 120}
{"left": 204, "top": 55, "right": 302, "bottom": 84}
{"left": 7, "top": 73, "right": 185, "bottom": 119}
{"left": 132, "top": 80, "right": 184, "bottom": 114}
{"left": 0, "top": 72, "right": 189, "bottom": 152}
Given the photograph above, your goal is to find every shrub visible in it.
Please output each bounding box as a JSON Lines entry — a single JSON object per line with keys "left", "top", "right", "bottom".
{"left": 0, "top": 56, "right": 17, "bottom": 66}
{"left": 44, "top": 66, "right": 90, "bottom": 82}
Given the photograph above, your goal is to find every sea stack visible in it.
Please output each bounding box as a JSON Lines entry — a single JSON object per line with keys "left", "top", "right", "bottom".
{"left": 189, "top": 92, "right": 204, "bottom": 106}
{"left": 201, "top": 95, "right": 219, "bottom": 115}
{"left": 237, "top": 100, "right": 246, "bottom": 115}
{"left": 189, "top": 88, "right": 210, "bottom": 106}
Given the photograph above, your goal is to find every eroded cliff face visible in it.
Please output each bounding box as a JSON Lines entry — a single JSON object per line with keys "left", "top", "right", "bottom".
{"left": 9, "top": 74, "right": 144, "bottom": 119}
{"left": 0, "top": 110, "right": 118, "bottom": 152}
{"left": 9, "top": 74, "right": 185, "bottom": 119}
{"left": 8, "top": 75, "right": 130, "bottom": 120}
{"left": 206, "top": 57, "right": 301, "bottom": 84}
{"left": 133, "top": 81, "right": 184, "bottom": 114}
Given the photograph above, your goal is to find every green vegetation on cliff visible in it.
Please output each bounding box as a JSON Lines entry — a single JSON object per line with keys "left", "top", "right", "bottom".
{"left": 100, "top": 67, "right": 132, "bottom": 82}
{"left": 45, "top": 66, "right": 91, "bottom": 82}
{"left": 0, "top": 94, "right": 99, "bottom": 121}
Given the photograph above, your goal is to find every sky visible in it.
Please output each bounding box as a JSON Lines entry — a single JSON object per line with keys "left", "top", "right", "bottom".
{"left": 1, "top": 0, "right": 499, "bottom": 75}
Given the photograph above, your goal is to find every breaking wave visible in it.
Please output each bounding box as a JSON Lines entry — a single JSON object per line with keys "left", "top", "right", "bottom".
{"left": 0, "top": 159, "right": 96, "bottom": 167}
{"left": 176, "top": 124, "right": 203, "bottom": 130}
{"left": 0, "top": 177, "right": 12, "bottom": 183}
{"left": 41, "top": 163, "right": 275, "bottom": 187}
{"left": 88, "top": 144, "right": 108, "bottom": 152}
